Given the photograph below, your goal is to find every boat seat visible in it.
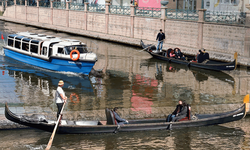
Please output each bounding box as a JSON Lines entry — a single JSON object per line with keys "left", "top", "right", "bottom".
{"left": 111, "top": 111, "right": 118, "bottom": 125}
{"left": 179, "top": 105, "right": 191, "bottom": 121}
{"left": 75, "top": 121, "right": 100, "bottom": 126}
{"left": 66, "top": 120, "right": 75, "bottom": 125}
{"left": 105, "top": 108, "right": 116, "bottom": 125}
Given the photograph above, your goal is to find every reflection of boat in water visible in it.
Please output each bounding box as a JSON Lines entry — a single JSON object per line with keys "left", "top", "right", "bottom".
{"left": 1, "top": 65, "right": 94, "bottom": 94}
{"left": 4, "top": 95, "right": 249, "bottom": 133}
{"left": 141, "top": 58, "right": 235, "bottom": 87}
{"left": 3, "top": 32, "right": 97, "bottom": 75}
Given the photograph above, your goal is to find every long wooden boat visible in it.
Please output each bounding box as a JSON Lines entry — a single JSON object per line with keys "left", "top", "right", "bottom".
{"left": 5, "top": 95, "right": 249, "bottom": 134}
{"left": 141, "top": 40, "right": 237, "bottom": 71}
{"left": 3, "top": 32, "right": 97, "bottom": 75}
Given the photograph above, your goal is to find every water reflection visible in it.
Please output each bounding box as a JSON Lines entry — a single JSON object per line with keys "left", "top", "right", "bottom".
{"left": 140, "top": 58, "right": 238, "bottom": 105}
{"left": 0, "top": 56, "right": 98, "bottom": 109}
{"left": 0, "top": 125, "right": 245, "bottom": 150}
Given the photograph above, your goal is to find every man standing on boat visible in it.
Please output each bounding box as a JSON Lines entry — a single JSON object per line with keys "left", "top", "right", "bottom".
{"left": 155, "top": 29, "right": 165, "bottom": 53}
{"left": 55, "top": 80, "right": 67, "bottom": 119}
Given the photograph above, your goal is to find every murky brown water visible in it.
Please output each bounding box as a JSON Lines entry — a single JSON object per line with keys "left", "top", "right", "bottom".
{"left": 1, "top": 21, "right": 250, "bottom": 149}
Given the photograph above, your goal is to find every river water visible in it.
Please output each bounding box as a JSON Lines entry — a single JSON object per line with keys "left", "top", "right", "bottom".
{"left": 1, "top": 21, "right": 250, "bottom": 149}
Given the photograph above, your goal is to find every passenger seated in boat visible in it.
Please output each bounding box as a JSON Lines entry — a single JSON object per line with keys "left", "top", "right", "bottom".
{"left": 166, "top": 100, "right": 183, "bottom": 122}
{"left": 165, "top": 48, "right": 173, "bottom": 57}
{"left": 167, "top": 49, "right": 175, "bottom": 58}
{"left": 113, "top": 107, "right": 129, "bottom": 125}
{"left": 174, "top": 48, "right": 185, "bottom": 60}
{"left": 172, "top": 101, "right": 188, "bottom": 122}
{"left": 197, "top": 49, "right": 209, "bottom": 63}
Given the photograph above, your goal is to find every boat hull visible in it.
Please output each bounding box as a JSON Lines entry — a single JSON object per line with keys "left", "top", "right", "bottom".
{"left": 4, "top": 103, "right": 246, "bottom": 134}
{"left": 149, "top": 52, "right": 236, "bottom": 71}
{"left": 3, "top": 47, "right": 96, "bottom": 75}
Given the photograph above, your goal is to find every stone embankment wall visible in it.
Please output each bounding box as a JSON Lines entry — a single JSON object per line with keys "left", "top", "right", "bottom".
{"left": 1, "top": 3, "right": 250, "bottom": 65}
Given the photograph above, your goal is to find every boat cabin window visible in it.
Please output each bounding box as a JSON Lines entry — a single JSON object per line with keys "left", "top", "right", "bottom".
{"left": 58, "top": 47, "right": 64, "bottom": 54}
{"left": 22, "top": 43, "right": 29, "bottom": 51}
{"left": 7, "top": 34, "right": 18, "bottom": 47}
{"left": 22, "top": 38, "right": 30, "bottom": 51}
{"left": 14, "top": 40, "right": 21, "bottom": 49}
{"left": 64, "top": 45, "right": 88, "bottom": 55}
{"left": 8, "top": 39, "right": 14, "bottom": 47}
{"left": 41, "top": 47, "right": 47, "bottom": 56}
{"left": 30, "top": 40, "right": 39, "bottom": 54}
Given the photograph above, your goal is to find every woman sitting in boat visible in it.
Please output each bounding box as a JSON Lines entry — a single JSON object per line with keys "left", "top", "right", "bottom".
{"left": 172, "top": 101, "right": 188, "bottom": 122}
{"left": 174, "top": 48, "right": 185, "bottom": 60}
{"left": 166, "top": 100, "right": 183, "bottom": 122}
{"left": 113, "top": 107, "right": 129, "bottom": 125}
{"left": 197, "top": 49, "right": 209, "bottom": 63}
{"left": 168, "top": 49, "right": 175, "bottom": 58}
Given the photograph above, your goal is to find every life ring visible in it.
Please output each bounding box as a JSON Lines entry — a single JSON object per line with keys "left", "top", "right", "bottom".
{"left": 70, "top": 50, "right": 80, "bottom": 61}
{"left": 70, "top": 93, "right": 80, "bottom": 104}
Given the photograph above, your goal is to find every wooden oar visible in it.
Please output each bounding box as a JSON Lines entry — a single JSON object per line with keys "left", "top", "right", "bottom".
{"left": 45, "top": 102, "right": 66, "bottom": 150}
{"left": 139, "top": 44, "right": 153, "bottom": 52}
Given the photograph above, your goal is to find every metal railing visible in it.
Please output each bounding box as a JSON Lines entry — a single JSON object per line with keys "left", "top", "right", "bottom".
{"left": 110, "top": 5, "right": 130, "bottom": 16}
{"left": 7, "top": 0, "right": 14, "bottom": 6}
{"left": 39, "top": 0, "right": 50, "bottom": 8}
{"left": 53, "top": 1, "right": 66, "bottom": 10}
{"left": 166, "top": 9, "right": 198, "bottom": 21}
{"left": 2, "top": 0, "right": 248, "bottom": 26}
{"left": 27, "top": 0, "right": 36, "bottom": 6}
{"left": 69, "top": 2, "right": 85, "bottom": 11}
{"left": 88, "top": 4, "right": 105, "bottom": 13}
{"left": 16, "top": 0, "right": 25, "bottom": 5}
{"left": 135, "top": 7, "right": 161, "bottom": 18}
{"left": 205, "top": 11, "right": 246, "bottom": 25}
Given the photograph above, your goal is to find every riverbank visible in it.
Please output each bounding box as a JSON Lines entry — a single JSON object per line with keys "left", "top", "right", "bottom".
{"left": 0, "top": 16, "right": 249, "bottom": 66}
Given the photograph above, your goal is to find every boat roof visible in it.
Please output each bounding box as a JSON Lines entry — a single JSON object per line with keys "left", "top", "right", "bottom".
{"left": 9, "top": 32, "right": 85, "bottom": 46}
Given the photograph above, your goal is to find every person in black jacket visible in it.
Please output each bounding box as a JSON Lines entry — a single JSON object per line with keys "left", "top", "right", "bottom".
{"left": 155, "top": 29, "right": 165, "bottom": 52}
{"left": 174, "top": 48, "right": 185, "bottom": 60}
{"left": 166, "top": 100, "right": 183, "bottom": 122}
{"left": 113, "top": 107, "right": 129, "bottom": 125}
{"left": 172, "top": 101, "right": 188, "bottom": 122}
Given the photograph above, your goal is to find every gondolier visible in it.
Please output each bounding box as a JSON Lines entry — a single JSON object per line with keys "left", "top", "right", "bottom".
{"left": 55, "top": 80, "right": 67, "bottom": 119}
{"left": 156, "top": 29, "right": 165, "bottom": 53}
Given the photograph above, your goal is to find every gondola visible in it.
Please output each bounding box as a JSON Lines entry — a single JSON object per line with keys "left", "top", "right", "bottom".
{"left": 141, "top": 40, "right": 237, "bottom": 71}
{"left": 4, "top": 94, "right": 249, "bottom": 134}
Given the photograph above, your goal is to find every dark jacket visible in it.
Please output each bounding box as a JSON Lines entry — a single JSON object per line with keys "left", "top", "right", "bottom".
{"left": 172, "top": 104, "right": 183, "bottom": 115}
{"left": 113, "top": 111, "right": 126, "bottom": 123}
{"left": 156, "top": 32, "right": 165, "bottom": 41}
{"left": 172, "top": 105, "right": 188, "bottom": 122}
{"left": 174, "top": 50, "right": 182, "bottom": 58}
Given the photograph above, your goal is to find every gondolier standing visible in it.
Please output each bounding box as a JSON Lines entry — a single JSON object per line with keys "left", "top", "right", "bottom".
{"left": 55, "top": 80, "right": 67, "bottom": 119}
{"left": 156, "top": 29, "right": 165, "bottom": 52}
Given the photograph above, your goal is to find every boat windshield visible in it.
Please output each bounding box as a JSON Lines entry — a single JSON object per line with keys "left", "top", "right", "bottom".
{"left": 64, "top": 45, "right": 88, "bottom": 55}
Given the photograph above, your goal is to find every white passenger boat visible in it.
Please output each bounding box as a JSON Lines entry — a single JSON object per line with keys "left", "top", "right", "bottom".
{"left": 3, "top": 32, "right": 98, "bottom": 75}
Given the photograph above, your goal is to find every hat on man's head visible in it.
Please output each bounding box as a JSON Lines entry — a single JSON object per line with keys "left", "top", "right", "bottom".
{"left": 58, "top": 80, "right": 64, "bottom": 85}
{"left": 160, "top": 29, "right": 162, "bottom": 31}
